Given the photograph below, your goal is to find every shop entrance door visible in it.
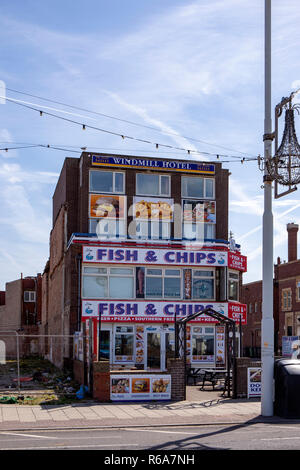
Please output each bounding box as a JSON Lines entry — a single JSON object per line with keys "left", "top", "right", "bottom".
{"left": 147, "top": 333, "right": 161, "bottom": 369}
{"left": 147, "top": 330, "right": 175, "bottom": 370}
{"left": 97, "top": 325, "right": 112, "bottom": 362}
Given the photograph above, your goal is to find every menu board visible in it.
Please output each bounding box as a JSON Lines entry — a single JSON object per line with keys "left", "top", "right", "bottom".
{"left": 135, "top": 325, "right": 145, "bottom": 365}
{"left": 110, "top": 374, "right": 171, "bottom": 401}
{"left": 247, "top": 368, "right": 262, "bottom": 398}
{"left": 133, "top": 196, "right": 173, "bottom": 221}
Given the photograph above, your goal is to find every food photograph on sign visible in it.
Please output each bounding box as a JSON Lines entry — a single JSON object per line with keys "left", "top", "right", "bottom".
{"left": 183, "top": 200, "right": 216, "bottom": 224}
{"left": 132, "top": 378, "right": 150, "bottom": 394}
{"left": 89, "top": 194, "right": 125, "bottom": 219}
{"left": 152, "top": 377, "right": 170, "bottom": 393}
{"left": 134, "top": 196, "right": 173, "bottom": 221}
{"left": 111, "top": 378, "right": 130, "bottom": 394}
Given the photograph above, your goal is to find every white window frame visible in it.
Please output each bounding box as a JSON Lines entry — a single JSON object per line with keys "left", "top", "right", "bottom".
{"left": 181, "top": 175, "right": 215, "bottom": 200}
{"left": 82, "top": 266, "right": 135, "bottom": 299}
{"left": 191, "top": 326, "right": 215, "bottom": 364}
{"left": 136, "top": 173, "right": 171, "bottom": 197}
{"left": 89, "top": 218, "right": 126, "bottom": 239}
{"left": 24, "top": 291, "right": 36, "bottom": 302}
{"left": 135, "top": 220, "right": 171, "bottom": 240}
{"left": 145, "top": 268, "right": 182, "bottom": 299}
{"left": 228, "top": 270, "right": 239, "bottom": 302}
{"left": 89, "top": 170, "right": 125, "bottom": 194}
{"left": 191, "top": 269, "right": 215, "bottom": 301}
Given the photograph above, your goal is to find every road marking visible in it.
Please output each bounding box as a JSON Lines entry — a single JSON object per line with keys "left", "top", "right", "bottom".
{"left": 0, "top": 444, "right": 138, "bottom": 450}
{"left": 124, "top": 428, "right": 199, "bottom": 435}
{"left": 0, "top": 432, "right": 57, "bottom": 439}
{"left": 260, "top": 436, "right": 300, "bottom": 441}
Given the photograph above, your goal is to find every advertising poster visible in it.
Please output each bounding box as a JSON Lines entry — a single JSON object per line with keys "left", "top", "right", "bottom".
{"left": 110, "top": 374, "right": 171, "bottom": 401}
{"left": 216, "top": 326, "right": 226, "bottom": 367}
{"left": 247, "top": 368, "right": 262, "bottom": 398}
{"left": 184, "top": 269, "right": 192, "bottom": 300}
{"left": 136, "top": 267, "right": 145, "bottom": 298}
{"left": 89, "top": 194, "right": 126, "bottom": 219}
{"left": 282, "top": 336, "right": 300, "bottom": 357}
{"left": 183, "top": 200, "right": 216, "bottom": 224}
{"left": 135, "top": 324, "right": 145, "bottom": 365}
{"left": 133, "top": 196, "right": 174, "bottom": 221}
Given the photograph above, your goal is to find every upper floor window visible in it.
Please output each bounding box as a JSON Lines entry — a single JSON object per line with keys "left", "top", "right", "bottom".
{"left": 282, "top": 288, "right": 292, "bottom": 310}
{"left": 228, "top": 271, "right": 239, "bottom": 301}
{"left": 136, "top": 173, "right": 170, "bottom": 197}
{"left": 145, "top": 268, "right": 181, "bottom": 299}
{"left": 181, "top": 176, "right": 214, "bottom": 199}
{"left": 82, "top": 266, "right": 134, "bottom": 299}
{"left": 89, "top": 170, "right": 125, "bottom": 194}
{"left": 24, "top": 291, "right": 36, "bottom": 302}
{"left": 192, "top": 270, "right": 215, "bottom": 300}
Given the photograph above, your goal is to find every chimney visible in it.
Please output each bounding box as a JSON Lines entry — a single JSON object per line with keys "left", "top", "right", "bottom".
{"left": 287, "top": 223, "right": 299, "bottom": 262}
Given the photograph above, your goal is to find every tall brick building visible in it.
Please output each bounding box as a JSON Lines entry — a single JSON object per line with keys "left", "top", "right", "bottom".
{"left": 241, "top": 223, "right": 300, "bottom": 357}
{"left": 41, "top": 152, "right": 247, "bottom": 369}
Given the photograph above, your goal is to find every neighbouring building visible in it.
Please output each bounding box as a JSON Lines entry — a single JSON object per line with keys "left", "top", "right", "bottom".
{"left": 41, "top": 152, "right": 248, "bottom": 372}
{"left": 241, "top": 222, "right": 300, "bottom": 357}
{"left": 0, "top": 274, "right": 42, "bottom": 358}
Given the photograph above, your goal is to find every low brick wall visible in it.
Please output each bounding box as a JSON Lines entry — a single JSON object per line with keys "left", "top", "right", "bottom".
{"left": 235, "top": 357, "right": 261, "bottom": 398}
{"left": 167, "top": 358, "right": 186, "bottom": 401}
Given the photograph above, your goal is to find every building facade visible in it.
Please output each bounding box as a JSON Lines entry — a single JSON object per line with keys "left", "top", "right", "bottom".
{"left": 42, "top": 152, "right": 247, "bottom": 369}
{"left": 241, "top": 223, "right": 300, "bottom": 357}
{"left": 0, "top": 274, "right": 42, "bottom": 357}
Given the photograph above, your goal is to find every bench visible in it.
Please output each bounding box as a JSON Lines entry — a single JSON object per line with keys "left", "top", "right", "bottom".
{"left": 200, "top": 371, "right": 219, "bottom": 391}
{"left": 186, "top": 368, "right": 205, "bottom": 386}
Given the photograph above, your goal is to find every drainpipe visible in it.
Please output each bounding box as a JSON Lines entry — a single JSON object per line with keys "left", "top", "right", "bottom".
{"left": 76, "top": 254, "right": 82, "bottom": 332}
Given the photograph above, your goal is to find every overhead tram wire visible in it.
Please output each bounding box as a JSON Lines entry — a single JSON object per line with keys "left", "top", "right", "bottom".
{"left": 1, "top": 96, "right": 258, "bottom": 163}
{"left": 5, "top": 87, "right": 256, "bottom": 158}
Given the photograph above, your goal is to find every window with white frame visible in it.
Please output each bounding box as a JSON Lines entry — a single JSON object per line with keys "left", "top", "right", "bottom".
{"left": 191, "top": 326, "right": 215, "bottom": 362}
{"left": 136, "top": 173, "right": 170, "bottom": 197}
{"left": 89, "top": 170, "right": 125, "bottom": 194}
{"left": 82, "top": 266, "right": 134, "bottom": 299}
{"left": 228, "top": 270, "right": 239, "bottom": 301}
{"left": 114, "top": 326, "right": 135, "bottom": 361}
{"left": 135, "top": 220, "right": 170, "bottom": 240}
{"left": 181, "top": 176, "right": 214, "bottom": 199}
{"left": 89, "top": 218, "right": 126, "bottom": 238}
{"left": 182, "top": 222, "right": 215, "bottom": 241}
{"left": 192, "top": 269, "right": 215, "bottom": 300}
{"left": 282, "top": 288, "right": 292, "bottom": 310}
{"left": 145, "top": 268, "right": 181, "bottom": 299}
{"left": 24, "top": 291, "right": 36, "bottom": 302}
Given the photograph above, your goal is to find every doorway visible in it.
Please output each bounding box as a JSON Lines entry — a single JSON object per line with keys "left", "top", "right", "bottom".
{"left": 146, "top": 327, "right": 175, "bottom": 370}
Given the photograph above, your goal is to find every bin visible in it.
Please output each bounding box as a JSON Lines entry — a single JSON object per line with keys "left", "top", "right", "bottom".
{"left": 274, "top": 359, "right": 300, "bottom": 418}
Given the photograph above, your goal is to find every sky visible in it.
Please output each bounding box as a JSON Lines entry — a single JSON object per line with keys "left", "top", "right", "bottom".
{"left": 0, "top": 0, "right": 300, "bottom": 289}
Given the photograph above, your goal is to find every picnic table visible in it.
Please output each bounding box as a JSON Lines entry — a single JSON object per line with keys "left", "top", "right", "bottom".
{"left": 187, "top": 367, "right": 231, "bottom": 393}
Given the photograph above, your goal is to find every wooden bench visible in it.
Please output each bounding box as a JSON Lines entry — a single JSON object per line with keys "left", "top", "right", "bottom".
{"left": 200, "top": 371, "right": 219, "bottom": 390}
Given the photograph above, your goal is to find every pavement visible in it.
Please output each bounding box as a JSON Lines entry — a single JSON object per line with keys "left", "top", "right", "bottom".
{"left": 0, "top": 385, "right": 295, "bottom": 431}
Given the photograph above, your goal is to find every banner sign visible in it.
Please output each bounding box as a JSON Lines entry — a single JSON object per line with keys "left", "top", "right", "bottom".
{"left": 82, "top": 300, "right": 247, "bottom": 323}
{"left": 89, "top": 194, "right": 126, "bottom": 219}
{"left": 133, "top": 196, "right": 173, "bottom": 221}
{"left": 110, "top": 374, "right": 171, "bottom": 401}
{"left": 228, "top": 252, "right": 247, "bottom": 272}
{"left": 92, "top": 155, "right": 215, "bottom": 175}
{"left": 183, "top": 200, "right": 216, "bottom": 224}
{"left": 247, "top": 368, "right": 262, "bottom": 398}
{"left": 83, "top": 246, "right": 228, "bottom": 267}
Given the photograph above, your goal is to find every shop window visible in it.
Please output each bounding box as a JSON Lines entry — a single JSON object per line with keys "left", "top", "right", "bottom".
{"left": 181, "top": 176, "right": 214, "bottom": 199}
{"left": 136, "top": 173, "right": 170, "bottom": 197}
{"left": 24, "top": 291, "right": 36, "bottom": 302}
{"left": 89, "top": 170, "right": 125, "bottom": 194}
{"left": 192, "top": 270, "right": 215, "bottom": 300}
{"left": 114, "top": 326, "right": 134, "bottom": 362}
{"left": 82, "top": 267, "right": 134, "bottom": 299}
{"left": 191, "top": 326, "right": 215, "bottom": 362}
{"left": 145, "top": 268, "right": 181, "bottom": 299}
{"left": 228, "top": 271, "right": 239, "bottom": 301}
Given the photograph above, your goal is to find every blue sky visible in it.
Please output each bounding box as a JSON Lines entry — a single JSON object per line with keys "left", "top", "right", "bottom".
{"left": 0, "top": 0, "right": 300, "bottom": 289}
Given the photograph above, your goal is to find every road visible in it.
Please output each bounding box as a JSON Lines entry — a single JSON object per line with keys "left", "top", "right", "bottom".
{"left": 1, "top": 423, "right": 300, "bottom": 451}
